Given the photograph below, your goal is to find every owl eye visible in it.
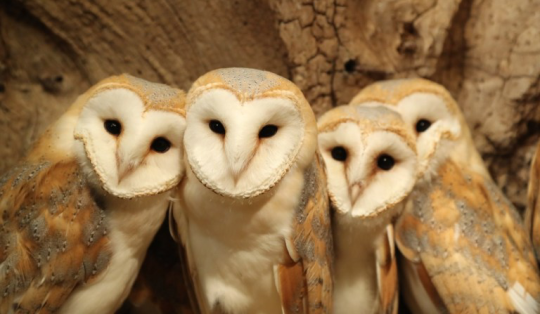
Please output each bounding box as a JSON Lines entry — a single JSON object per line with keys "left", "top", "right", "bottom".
{"left": 151, "top": 137, "right": 171, "bottom": 153}
{"left": 377, "top": 154, "right": 395, "bottom": 171}
{"left": 331, "top": 146, "right": 348, "bottom": 162}
{"left": 104, "top": 120, "right": 122, "bottom": 136}
{"left": 209, "top": 120, "right": 226, "bottom": 135}
{"left": 259, "top": 125, "right": 278, "bottom": 138}
{"left": 416, "top": 119, "right": 432, "bottom": 133}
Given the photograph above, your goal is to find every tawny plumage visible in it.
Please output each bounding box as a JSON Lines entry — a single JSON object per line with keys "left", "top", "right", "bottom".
{"left": 317, "top": 105, "right": 417, "bottom": 314}
{"left": 0, "top": 74, "right": 186, "bottom": 314}
{"left": 172, "top": 68, "right": 333, "bottom": 314}
{"left": 351, "top": 78, "right": 540, "bottom": 314}
{"left": 0, "top": 161, "right": 110, "bottom": 314}
{"left": 376, "top": 225, "right": 399, "bottom": 314}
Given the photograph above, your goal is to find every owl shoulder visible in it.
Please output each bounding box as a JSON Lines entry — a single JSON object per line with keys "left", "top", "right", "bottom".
{"left": 0, "top": 160, "right": 112, "bottom": 312}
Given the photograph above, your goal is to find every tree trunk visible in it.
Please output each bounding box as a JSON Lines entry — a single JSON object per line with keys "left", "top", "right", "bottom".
{"left": 1, "top": 0, "right": 539, "bottom": 211}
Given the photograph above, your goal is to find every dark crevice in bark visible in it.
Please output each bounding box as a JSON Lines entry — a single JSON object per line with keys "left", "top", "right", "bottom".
{"left": 430, "top": 0, "right": 474, "bottom": 97}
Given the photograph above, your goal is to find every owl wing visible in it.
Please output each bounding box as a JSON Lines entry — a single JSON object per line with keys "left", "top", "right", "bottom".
{"left": 526, "top": 142, "right": 540, "bottom": 262}
{"left": 395, "top": 159, "right": 540, "bottom": 314}
{"left": 0, "top": 160, "right": 112, "bottom": 313}
{"left": 374, "top": 225, "right": 398, "bottom": 314}
{"left": 119, "top": 209, "right": 194, "bottom": 314}
{"left": 277, "top": 154, "right": 334, "bottom": 314}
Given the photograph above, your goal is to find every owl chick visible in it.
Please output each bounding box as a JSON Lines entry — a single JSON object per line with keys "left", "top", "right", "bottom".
{"left": 171, "top": 68, "right": 333, "bottom": 314}
{"left": 526, "top": 142, "right": 540, "bottom": 263}
{"left": 0, "top": 74, "right": 186, "bottom": 314}
{"left": 317, "top": 105, "right": 417, "bottom": 314}
{"left": 351, "top": 78, "right": 540, "bottom": 314}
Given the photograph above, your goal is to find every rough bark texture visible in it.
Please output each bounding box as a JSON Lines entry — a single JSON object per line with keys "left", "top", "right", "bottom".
{"left": 1, "top": 0, "right": 540, "bottom": 210}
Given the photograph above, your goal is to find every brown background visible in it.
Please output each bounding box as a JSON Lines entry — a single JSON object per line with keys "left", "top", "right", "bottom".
{"left": 1, "top": 0, "right": 539, "bottom": 211}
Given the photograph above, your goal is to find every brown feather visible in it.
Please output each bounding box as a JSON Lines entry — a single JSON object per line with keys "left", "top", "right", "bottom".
{"left": 396, "top": 158, "right": 540, "bottom": 312}
{"left": 288, "top": 154, "right": 334, "bottom": 313}
{"left": 375, "top": 226, "right": 399, "bottom": 314}
{"left": 277, "top": 254, "right": 306, "bottom": 314}
{"left": 0, "top": 161, "right": 112, "bottom": 312}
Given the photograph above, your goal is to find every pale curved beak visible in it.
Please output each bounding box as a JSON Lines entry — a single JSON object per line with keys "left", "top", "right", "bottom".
{"left": 349, "top": 181, "right": 363, "bottom": 207}
{"left": 224, "top": 130, "right": 257, "bottom": 181}
{"left": 116, "top": 150, "right": 143, "bottom": 184}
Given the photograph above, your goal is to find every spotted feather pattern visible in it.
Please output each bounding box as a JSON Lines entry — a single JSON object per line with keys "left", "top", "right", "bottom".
{"left": 0, "top": 161, "right": 111, "bottom": 313}
{"left": 396, "top": 159, "right": 540, "bottom": 313}
{"left": 286, "top": 154, "right": 333, "bottom": 313}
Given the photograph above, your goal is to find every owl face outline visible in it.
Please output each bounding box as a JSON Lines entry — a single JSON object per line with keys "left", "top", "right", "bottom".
{"left": 351, "top": 81, "right": 463, "bottom": 178}
{"left": 318, "top": 106, "right": 417, "bottom": 221}
{"left": 74, "top": 86, "right": 186, "bottom": 198}
{"left": 389, "top": 93, "right": 461, "bottom": 173}
{"left": 184, "top": 87, "right": 309, "bottom": 199}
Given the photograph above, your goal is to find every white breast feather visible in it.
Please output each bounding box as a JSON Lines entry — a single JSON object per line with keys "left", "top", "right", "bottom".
{"left": 58, "top": 194, "right": 169, "bottom": 314}
{"left": 182, "top": 167, "right": 304, "bottom": 314}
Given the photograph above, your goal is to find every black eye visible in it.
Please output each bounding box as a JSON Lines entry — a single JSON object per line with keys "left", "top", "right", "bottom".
{"left": 259, "top": 125, "right": 278, "bottom": 138}
{"left": 377, "top": 154, "right": 395, "bottom": 171}
{"left": 209, "top": 120, "right": 225, "bottom": 135}
{"left": 104, "top": 120, "right": 121, "bottom": 136}
{"left": 151, "top": 137, "right": 171, "bottom": 153}
{"left": 416, "top": 119, "right": 432, "bottom": 133}
{"left": 331, "top": 146, "right": 348, "bottom": 162}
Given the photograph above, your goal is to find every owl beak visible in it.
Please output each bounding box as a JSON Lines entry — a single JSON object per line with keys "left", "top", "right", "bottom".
{"left": 225, "top": 132, "right": 256, "bottom": 181}
{"left": 117, "top": 155, "right": 142, "bottom": 184}
{"left": 349, "top": 182, "right": 363, "bottom": 206}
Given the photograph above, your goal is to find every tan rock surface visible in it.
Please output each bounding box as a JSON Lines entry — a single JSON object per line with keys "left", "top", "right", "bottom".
{"left": 1, "top": 0, "right": 539, "bottom": 210}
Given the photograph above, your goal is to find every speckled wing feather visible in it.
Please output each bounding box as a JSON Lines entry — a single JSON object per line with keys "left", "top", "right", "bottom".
{"left": 375, "top": 225, "right": 398, "bottom": 314}
{"left": 0, "top": 160, "right": 111, "bottom": 314}
{"left": 526, "top": 142, "right": 540, "bottom": 263}
{"left": 396, "top": 159, "right": 540, "bottom": 313}
{"left": 280, "top": 154, "right": 333, "bottom": 314}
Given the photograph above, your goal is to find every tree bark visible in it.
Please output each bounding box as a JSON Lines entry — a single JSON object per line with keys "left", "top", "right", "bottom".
{"left": 1, "top": 0, "right": 539, "bottom": 210}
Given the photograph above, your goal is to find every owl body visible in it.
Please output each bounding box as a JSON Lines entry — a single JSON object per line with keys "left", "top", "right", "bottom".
{"left": 0, "top": 74, "right": 186, "bottom": 313}
{"left": 399, "top": 157, "right": 540, "bottom": 313}
{"left": 179, "top": 165, "right": 303, "bottom": 313}
{"left": 317, "top": 105, "right": 417, "bottom": 314}
{"left": 332, "top": 218, "right": 378, "bottom": 314}
{"left": 174, "top": 68, "right": 333, "bottom": 314}
{"left": 351, "top": 78, "right": 540, "bottom": 314}
{"left": 59, "top": 193, "right": 169, "bottom": 314}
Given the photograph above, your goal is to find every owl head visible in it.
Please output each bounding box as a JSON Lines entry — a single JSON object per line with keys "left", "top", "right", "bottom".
{"left": 73, "top": 74, "right": 187, "bottom": 199}
{"left": 184, "top": 68, "right": 317, "bottom": 199}
{"left": 317, "top": 105, "right": 417, "bottom": 226}
{"left": 349, "top": 78, "right": 484, "bottom": 179}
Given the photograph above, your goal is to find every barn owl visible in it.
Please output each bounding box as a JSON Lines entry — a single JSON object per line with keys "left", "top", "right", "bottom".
{"left": 526, "top": 142, "right": 540, "bottom": 263}
{"left": 317, "top": 105, "right": 417, "bottom": 314}
{"left": 171, "top": 68, "right": 333, "bottom": 314}
{"left": 350, "top": 78, "right": 540, "bottom": 314}
{"left": 0, "top": 74, "right": 186, "bottom": 314}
